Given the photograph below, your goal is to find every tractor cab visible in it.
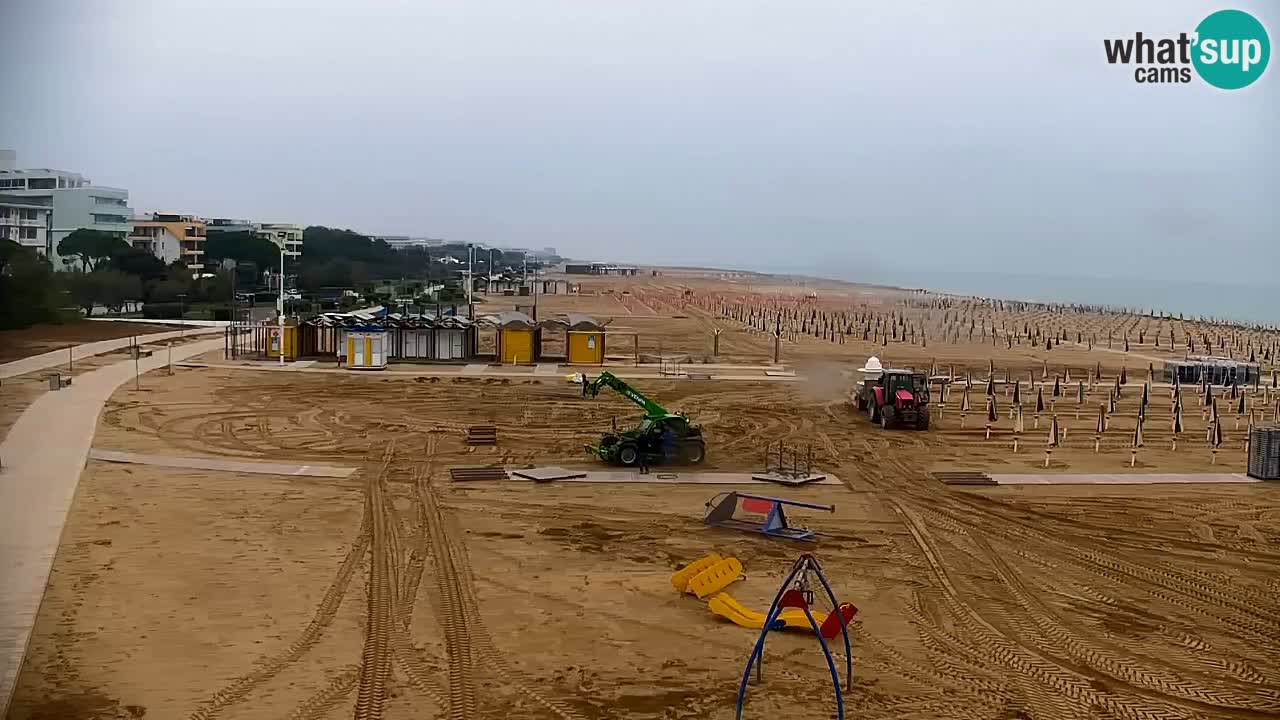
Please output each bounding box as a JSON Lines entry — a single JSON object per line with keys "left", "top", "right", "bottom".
{"left": 854, "top": 358, "right": 931, "bottom": 430}
{"left": 880, "top": 370, "right": 929, "bottom": 407}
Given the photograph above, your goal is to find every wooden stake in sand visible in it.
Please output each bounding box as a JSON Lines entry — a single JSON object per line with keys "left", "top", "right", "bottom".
{"left": 1076, "top": 380, "right": 1085, "bottom": 418}
{"left": 960, "top": 387, "right": 970, "bottom": 428}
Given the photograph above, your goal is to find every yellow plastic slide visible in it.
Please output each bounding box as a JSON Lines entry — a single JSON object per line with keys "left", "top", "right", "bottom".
{"left": 707, "top": 592, "right": 827, "bottom": 631}
{"left": 671, "top": 553, "right": 723, "bottom": 592}
{"left": 687, "top": 556, "right": 744, "bottom": 599}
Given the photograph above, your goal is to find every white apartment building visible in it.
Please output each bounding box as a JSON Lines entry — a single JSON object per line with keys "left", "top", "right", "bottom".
{"left": 126, "top": 223, "right": 181, "bottom": 264}
{"left": 0, "top": 193, "right": 53, "bottom": 252}
{"left": 0, "top": 150, "right": 132, "bottom": 267}
{"left": 130, "top": 213, "right": 207, "bottom": 272}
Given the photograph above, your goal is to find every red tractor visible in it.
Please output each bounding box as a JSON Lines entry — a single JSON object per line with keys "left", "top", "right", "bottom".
{"left": 854, "top": 368, "right": 931, "bottom": 430}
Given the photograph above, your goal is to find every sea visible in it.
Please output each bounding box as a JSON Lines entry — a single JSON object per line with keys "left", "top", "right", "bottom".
{"left": 758, "top": 267, "right": 1278, "bottom": 327}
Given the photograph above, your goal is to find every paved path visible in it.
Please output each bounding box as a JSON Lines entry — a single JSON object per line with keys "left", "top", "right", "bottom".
{"left": 0, "top": 326, "right": 223, "bottom": 380}
{"left": 987, "top": 472, "right": 1257, "bottom": 485}
{"left": 0, "top": 337, "right": 224, "bottom": 714}
{"left": 499, "top": 469, "right": 840, "bottom": 485}
{"left": 87, "top": 449, "right": 356, "bottom": 478}
{"left": 177, "top": 360, "right": 805, "bottom": 383}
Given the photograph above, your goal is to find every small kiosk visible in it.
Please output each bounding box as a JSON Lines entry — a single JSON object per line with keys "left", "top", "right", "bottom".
{"left": 265, "top": 322, "right": 300, "bottom": 361}
{"left": 346, "top": 324, "right": 389, "bottom": 370}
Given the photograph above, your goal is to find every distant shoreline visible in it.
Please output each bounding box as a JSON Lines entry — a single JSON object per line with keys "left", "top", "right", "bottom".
{"left": 627, "top": 263, "right": 1278, "bottom": 327}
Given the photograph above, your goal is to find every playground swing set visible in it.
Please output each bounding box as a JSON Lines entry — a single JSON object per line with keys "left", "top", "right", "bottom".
{"left": 735, "top": 554, "right": 857, "bottom": 720}
{"left": 669, "top": 552, "right": 858, "bottom": 719}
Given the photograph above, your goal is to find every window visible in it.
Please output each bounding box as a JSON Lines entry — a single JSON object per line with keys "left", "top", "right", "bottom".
{"left": 27, "top": 178, "right": 56, "bottom": 190}
{"left": 20, "top": 226, "right": 38, "bottom": 240}
{"left": 58, "top": 178, "right": 66, "bottom": 188}
{"left": 20, "top": 208, "right": 37, "bottom": 220}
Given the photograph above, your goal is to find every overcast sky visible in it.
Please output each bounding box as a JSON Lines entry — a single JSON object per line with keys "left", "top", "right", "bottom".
{"left": 2, "top": 1, "right": 1275, "bottom": 287}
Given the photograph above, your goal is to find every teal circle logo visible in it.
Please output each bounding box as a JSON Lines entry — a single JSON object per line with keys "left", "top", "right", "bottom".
{"left": 1192, "top": 9, "right": 1270, "bottom": 89}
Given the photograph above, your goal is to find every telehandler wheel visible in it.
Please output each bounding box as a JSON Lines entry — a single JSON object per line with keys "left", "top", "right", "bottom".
{"left": 617, "top": 443, "right": 640, "bottom": 467}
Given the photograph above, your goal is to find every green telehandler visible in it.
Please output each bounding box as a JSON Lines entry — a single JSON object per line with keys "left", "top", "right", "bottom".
{"left": 575, "top": 371, "right": 707, "bottom": 467}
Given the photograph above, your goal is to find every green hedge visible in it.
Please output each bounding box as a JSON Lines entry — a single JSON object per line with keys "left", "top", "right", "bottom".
{"left": 142, "top": 302, "right": 184, "bottom": 319}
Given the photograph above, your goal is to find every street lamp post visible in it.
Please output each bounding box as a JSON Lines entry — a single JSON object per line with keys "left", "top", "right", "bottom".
{"left": 466, "top": 244, "right": 474, "bottom": 320}
{"left": 277, "top": 242, "right": 286, "bottom": 365}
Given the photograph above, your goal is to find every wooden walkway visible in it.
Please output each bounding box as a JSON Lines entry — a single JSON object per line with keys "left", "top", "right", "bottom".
{"left": 87, "top": 449, "right": 357, "bottom": 478}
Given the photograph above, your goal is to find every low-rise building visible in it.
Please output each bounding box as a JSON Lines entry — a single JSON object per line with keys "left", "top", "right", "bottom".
{"left": 131, "top": 213, "right": 207, "bottom": 272}
{"left": 127, "top": 222, "right": 182, "bottom": 264}
{"left": 375, "top": 235, "right": 445, "bottom": 250}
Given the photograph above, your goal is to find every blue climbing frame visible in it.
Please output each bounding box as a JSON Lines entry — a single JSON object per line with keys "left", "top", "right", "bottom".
{"left": 735, "top": 554, "right": 854, "bottom": 720}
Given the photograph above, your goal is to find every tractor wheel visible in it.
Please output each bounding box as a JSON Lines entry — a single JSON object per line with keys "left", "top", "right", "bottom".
{"left": 855, "top": 395, "right": 868, "bottom": 411}
{"left": 881, "top": 406, "right": 893, "bottom": 429}
{"left": 683, "top": 441, "right": 706, "bottom": 465}
{"left": 917, "top": 411, "right": 930, "bottom": 431}
{"left": 617, "top": 443, "right": 640, "bottom": 467}
{"left": 868, "top": 401, "right": 879, "bottom": 425}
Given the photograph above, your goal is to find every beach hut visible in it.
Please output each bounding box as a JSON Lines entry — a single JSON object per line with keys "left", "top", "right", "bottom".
{"left": 564, "top": 314, "right": 606, "bottom": 364}
{"left": 431, "top": 316, "right": 472, "bottom": 360}
{"left": 491, "top": 311, "right": 540, "bottom": 364}
{"left": 346, "top": 325, "right": 389, "bottom": 370}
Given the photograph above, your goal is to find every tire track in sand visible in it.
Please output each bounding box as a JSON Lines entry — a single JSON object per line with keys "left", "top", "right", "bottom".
{"left": 188, "top": 492, "right": 371, "bottom": 720}
{"left": 353, "top": 445, "right": 396, "bottom": 720}
{"left": 421, "top": 473, "right": 589, "bottom": 720}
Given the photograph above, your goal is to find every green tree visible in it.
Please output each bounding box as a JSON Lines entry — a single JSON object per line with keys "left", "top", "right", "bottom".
{"left": 205, "top": 230, "right": 280, "bottom": 269}
{"left": 62, "top": 271, "right": 100, "bottom": 315}
{"left": 0, "top": 240, "right": 63, "bottom": 329}
{"left": 95, "top": 269, "right": 143, "bottom": 313}
{"left": 106, "top": 245, "right": 167, "bottom": 285}
{"left": 58, "top": 229, "right": 127, "bottom": 271}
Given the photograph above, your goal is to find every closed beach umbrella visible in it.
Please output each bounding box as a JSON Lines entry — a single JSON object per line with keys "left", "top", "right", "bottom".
{"left": 1053, "top": 376, "right": 1061, "bottom": 398}
{"left": 1096, "top": 404, "right": 1107, "bottom": 433}
{"left": 1132, "top": 417, "right": 1144, "bottom": 448}
{"left": 1014, "top": 403, "right": 1025, "bottom": 434}
{"left": 1036, "top": 387, "right": 1045, "bottom": 414}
